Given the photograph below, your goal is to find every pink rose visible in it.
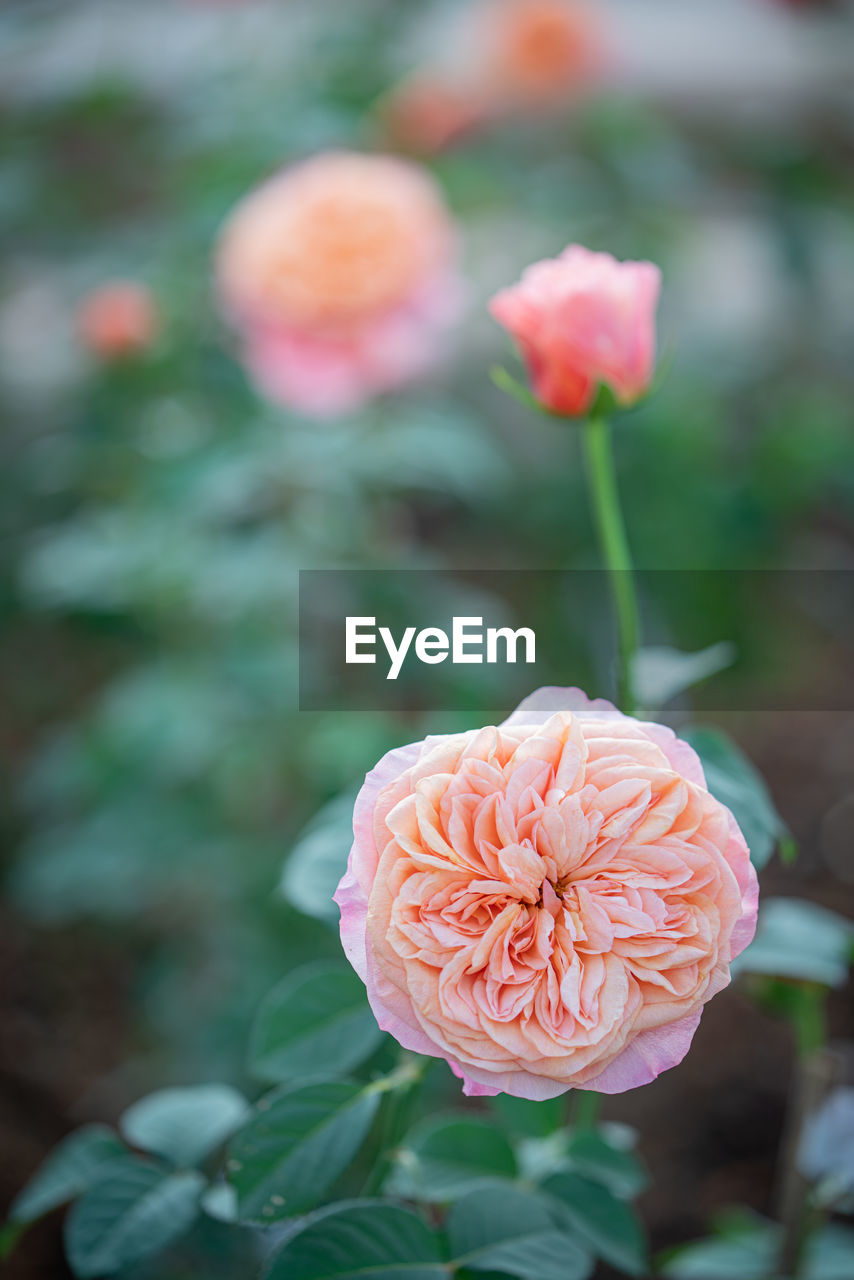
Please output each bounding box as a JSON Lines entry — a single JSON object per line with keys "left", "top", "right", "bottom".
{"left": 490, "top": 245, "right": 661, "bottom": 417}
{"left": 216, "top": 151, "right": 461, "bottom": 417}
{"left": 335, "top": 687, "right": 757, "bottom": 1099}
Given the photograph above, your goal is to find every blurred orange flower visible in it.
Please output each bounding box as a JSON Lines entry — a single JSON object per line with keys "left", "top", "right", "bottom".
{"left": 378, "top": 0, "right": 601, "bottom": 159}
{"left": 76, "top": 282, "right": 158, "bottom": 360}
{"left": 216, "top": 151, "right": 461, "bottom": 417}
{"left": 477, "top": 0, "right": 600, "bottom": 110}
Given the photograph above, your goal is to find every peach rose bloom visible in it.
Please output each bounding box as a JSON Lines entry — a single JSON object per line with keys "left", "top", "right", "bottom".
{"left": 490, "top": 245, "right": 661, "bottom": 417}
{"left": 335, "top": 688, "right": 758, "bottom": 1099}
{"left": 477, "top": 0, "right": 599, "bottom": 109}
{"left": 216, "top": 152, "right": 461, "bottom": 417}
{"left": 76, "top": 282, "right": 158, "bottom": 360}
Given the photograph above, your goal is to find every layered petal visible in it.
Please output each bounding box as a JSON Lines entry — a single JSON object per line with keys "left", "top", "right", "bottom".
{"left": 336, "top": 686, "right": 758, "bottom": 1098}
{"left": 490, "top": 245, "right": 660, "bottom": 416}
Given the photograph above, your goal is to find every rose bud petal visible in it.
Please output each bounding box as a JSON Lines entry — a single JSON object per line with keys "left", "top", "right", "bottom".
{"left": 76, "top": 282, "right": 158, "bottom": 361}
{"left": 335, "top": 687, "right": 758, "bottom": 1099}
{"left": 216, "top": 151, "right": 462, "bottom": 418}
{"left": 490, "top": 244, "right": 661, "bottom": 417}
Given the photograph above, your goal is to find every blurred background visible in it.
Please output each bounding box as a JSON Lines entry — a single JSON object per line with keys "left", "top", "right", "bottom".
{"left": 1, "top": 0, "right": 853, "bottom": 1275}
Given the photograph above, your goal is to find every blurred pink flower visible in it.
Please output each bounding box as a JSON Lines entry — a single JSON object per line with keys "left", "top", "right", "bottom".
{"left": 216, "top": 152, "right": 461, "bottom": 417}
{"left": 378, "top": 73, "right": 485, "bottom": 156}
{"left": 475, "top": 0, "right": 601, "bottom": 110}
{"left": 490, "top": 245, "right": 661, "bottom": 416}
{"left": 76, "top": 282, "right": 158, "bottom": 361}
{"left": 335, "top": 687, "right": 757, "bottom": 1100}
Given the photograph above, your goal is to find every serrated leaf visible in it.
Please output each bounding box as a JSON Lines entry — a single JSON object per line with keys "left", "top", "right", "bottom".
{"left": 279, "top": 793, "right": 356, "bottom": 925}
{"left": 120, "top": 1084, "right": 250, "bottom": 1167}
{"left": 248, "top": 961, "right": 383, "bottom": 1083}
{"left": 544, "top": 1171, "right": 647, "bottom": 1276}
{"left": 64, "top": 1157, "right": 204, "bottom": 1279}
{"left": 227, "top": 1078, "right": 379, "bottom": 1223}
{"left": 682, "top": 726, "right": 792, "bottom": 869}
{"left": 447, "top": 1186, "right": 592, "bottom": 1280}
{"left": 386, "top": 1116, "right": 517, "bottom": 1203}
{"left": 10, "top": 1125, "right": 127, "bottom": 1225}
{"left": 736, "top": 898, "right": 853, "bottom": 988}
{"left": 264, "top": 1199, "right": 446, "bottom": 1280}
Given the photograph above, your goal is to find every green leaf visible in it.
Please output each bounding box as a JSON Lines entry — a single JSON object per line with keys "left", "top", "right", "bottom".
{"left": 736, "top": 897, "right": 854, "bottom": 988}
{"left": 544, "top": 1171, "right": 647, "bottom": 1276}
{"left": 386, "top": 1116, "right": 517, "bottom": 1204}
{"left": 662, "top": 1217, "right": 854, "bottom": 1280}
{"left": 248, "top": 961, "right": 383, "bottom": 1083}
{"left": 632, "top": 643, "right": 736, "bottom": 712}
{"left": 227, "top": 1078, "right": 379, "bottom": 1223}
{"left": 264, "top": 1200, "right": 446, "bottom": 1280}
{"left": 351, "top": 405, "right": 509, "bottom": 499}
{"left": 9, "top": 1125, "right": 127, "bottom": 1225}
{"left": 279, "top": 793, "right": 356, "bottom": 925}
{"left": 120, "top": 1084, "right": 250, "bottom": 1167}
{"left": 565, "top": 1129, "right": 648, "bottom": 1199}
{"left": 661, "top": 1232, "right": 774, "bottom": 1279}
{"left": 490, "top": 364, "right": 549, "bottom": 416}
{"left": 806, "top": 1222, "right": 854, "bottom": 1279}
{"left": 491, "top": 1094, "right": 565, "bottom": 1139}
{"left": 64, "top": 1157, "right": 204, "bottom": 1279}
{"left": 199, "top": 1181, "right": 238, "bottom": 1224}
{"left": 447, "top": 1186, "right": 592, "bottom": 1280}
{"left": 681, "top": 726, "right": 792, "bottom": 869}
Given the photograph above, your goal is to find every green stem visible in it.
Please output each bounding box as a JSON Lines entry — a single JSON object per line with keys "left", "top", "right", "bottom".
{"left": 365, "top": 1056, "right": 424, "bottom": 1098}
{"left": 573, "top": 1088, "right": 601, "bottom": 1132}
{"left": 789, "top": 984, "right": 827, "bottom": 1063}
{"left": 362, "top": 1055, "right": 424, "bottom": 1195}
{"left": 581, "top": 415, "right": 641, "bottom": 715}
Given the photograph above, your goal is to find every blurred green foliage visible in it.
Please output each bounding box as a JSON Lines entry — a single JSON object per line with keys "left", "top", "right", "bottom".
{"left": 1, "top": 1, "right": 854, "bottom": 1274}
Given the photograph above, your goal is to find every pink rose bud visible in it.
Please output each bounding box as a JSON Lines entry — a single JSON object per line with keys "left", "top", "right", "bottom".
{"left": 216, "top": 151, "right": 462, "bottom": 418}
{"left": 76, "top": 282, "right": 158, "bottom": 361}
{"left": 335, "top": 687, "right": 757, "bottom": 1100}
{"left": 490, "top": 244, "right": 661, "bottom": 417}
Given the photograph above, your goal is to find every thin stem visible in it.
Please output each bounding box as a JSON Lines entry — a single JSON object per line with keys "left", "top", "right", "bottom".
{"left": 361, "top": 1055, "right": 424, "bottom": 1194}
{"left": 775, "top": 1046, "right": 841, "bottom": 1280}
{"left": 573, "top": 1088, "right": 601, "bottom": 1132}
{"left": 365, "top": 1056, "right": 424, "bottom": 1098}
{"left": 581, "top": 415, "right": 641, "bottom": 715}
{"left": 790, "top": 985, "right": 828, "bottom": 1063}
